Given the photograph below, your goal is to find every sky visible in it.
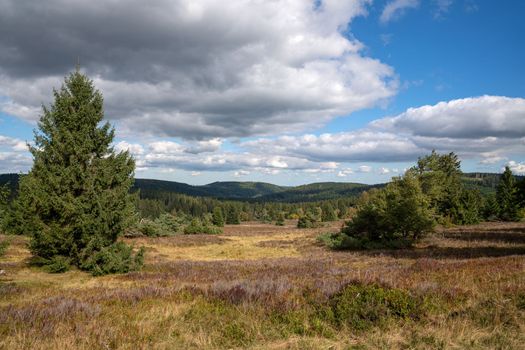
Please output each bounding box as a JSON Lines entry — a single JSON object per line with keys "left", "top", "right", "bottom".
{"left": 0, "top": 0, "right": 524, "bottom": 185}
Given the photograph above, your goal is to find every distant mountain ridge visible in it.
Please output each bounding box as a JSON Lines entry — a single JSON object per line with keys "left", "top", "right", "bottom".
{"left": 133, "top": 178, "right": 373, "bottom": 202}
{"left": 1, "top": 172, "right": 523, "bottom": 202}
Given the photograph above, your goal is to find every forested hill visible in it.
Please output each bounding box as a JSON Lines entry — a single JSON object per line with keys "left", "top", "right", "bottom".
{"left": 134, "top": 178, "right": 373, "bottom": 202}
{"left": 257, "top": 182, "right": 379, "bottom": 202}
{"left": 1, "top": 172, "right": 523, "bottom": 202}
{"left": 134, "top": 179, "right": 287, "bottom": 200}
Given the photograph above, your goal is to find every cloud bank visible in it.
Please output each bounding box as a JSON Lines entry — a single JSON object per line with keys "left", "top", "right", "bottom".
{"left": 0, "top": 0, "right": 396, "bottom": 139}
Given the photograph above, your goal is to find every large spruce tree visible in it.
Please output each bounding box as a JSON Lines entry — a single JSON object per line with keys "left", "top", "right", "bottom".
{"left": 496, "top": 166, "right": 520, "bottom": 221}
{"left": 11, "top": 70, "right": 142, "bottom": 274}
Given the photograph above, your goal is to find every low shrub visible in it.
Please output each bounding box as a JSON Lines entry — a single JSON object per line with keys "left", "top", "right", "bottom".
{"left": 184, "top": 219, "right": 222, "bottom": 235}
{"left": 80, "top": 241, "right": 145, "bottom": 276}
{"left": 46, "top": 255, "right": 71, "bottom": 273}
{"left": 138, "top": 213, "right": 190, "bottom": 237}
{"left": 317, "top": 232, "right": 412, "bottom": 250}
{"left": 297, "top": 215, "right": 322, "bottom": 229}
{"left": 326, "top": 283, "right": 424, "bottom": 330}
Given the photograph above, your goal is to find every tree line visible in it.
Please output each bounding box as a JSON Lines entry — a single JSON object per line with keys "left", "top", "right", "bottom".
{"left": 321, "top": 151, "right": 525, "bottom": 250}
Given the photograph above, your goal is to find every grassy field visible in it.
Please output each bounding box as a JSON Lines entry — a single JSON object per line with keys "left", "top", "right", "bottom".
{"left": 1, "top": 221, "right": 524, "bottom": 349}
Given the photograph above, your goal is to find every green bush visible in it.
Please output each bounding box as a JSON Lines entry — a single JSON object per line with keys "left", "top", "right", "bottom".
{"left": 138, "top": 220, "right": 162, "bottom": 237}
{"left": 80, "top": 241, "right": 145, "bottom": 276}
{"left": 317, "top": 232, "right": 412, "bottom": 250}
{"left": 327, "top": 283, "right": 423, "bottom": 330}
{"left": 46, "top": 255, "right": 71, "bottom": 273}
{"left": 297, "top": 214, "right": 322, "bottom": 228}
{"left": 184, "top": 219, "right": 222, "bottom": 235}
{"left": 138, "top": 213, "right": 189, "bottom": 237}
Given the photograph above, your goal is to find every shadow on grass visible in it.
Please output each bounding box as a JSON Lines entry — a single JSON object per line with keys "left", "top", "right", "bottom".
{"left": 442, "top": 227, "right": 525, "bottom": 244}
{"left": 360, "top": 245, "right": 525, "bottom": 260}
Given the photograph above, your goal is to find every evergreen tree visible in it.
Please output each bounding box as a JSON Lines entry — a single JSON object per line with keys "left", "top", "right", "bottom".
{"left": 341, "top": 172, "right": 434, "bottom": 246}
{"left": 9, "top": 70, "right": 142, "bottom": 274}
{"left": 0, "top": 184, "right": 9, "bottom": 229}
{"left": 321, "top": 203, "right": 337, "bottom": 222}
{"left": 212, "top": 206, "right": 224, "bottom": 227}
{"left": 516, "top": 177, "right": 525, "bottom": 208}
{"left": 410, "top": 151, "right": 462, "bottom": 222}
{"left": 482, "top": 194, "right": 500, "bottom": 221}
{"left": 496, "top": 166, "right": 520, "bottom": 221}
{"left": 226, "top": 205, "right": 240, "bottom": 224}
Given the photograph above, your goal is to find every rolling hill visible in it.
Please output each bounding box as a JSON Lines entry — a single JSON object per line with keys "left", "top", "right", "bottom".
{"left": 1, "top": 172, "right": 523, "bottom": 203}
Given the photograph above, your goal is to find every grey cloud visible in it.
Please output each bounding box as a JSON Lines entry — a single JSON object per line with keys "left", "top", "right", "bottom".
{"left": 0, "top": 0, "right": 397, "bottom": 139}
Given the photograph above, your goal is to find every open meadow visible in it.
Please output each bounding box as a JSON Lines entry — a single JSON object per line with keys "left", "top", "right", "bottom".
{"left": 1, "top": 221, "right": 524, "bottom": 350}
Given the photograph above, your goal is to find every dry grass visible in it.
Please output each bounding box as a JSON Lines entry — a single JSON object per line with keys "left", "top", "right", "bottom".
{"left": 1, "top": 221, "right": 524, "bottom": 349}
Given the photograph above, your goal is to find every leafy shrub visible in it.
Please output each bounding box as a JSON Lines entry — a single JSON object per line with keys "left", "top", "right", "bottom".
{"left": 138, "top": 220, "right": 162, "bottom": 237}
{"left": 317, "top": 232, "right": 412, "bottom": 250}
{"left": 326, "top": 283, "right": 423, "bottom": 330}
{"left": 80, "top": 241, "right": 145, "bottom": 276}
{"left": 297, "top": 214, "right": 322, "bottom": 228}
{"left": 184, "top": 219, "right": 222, "bottom": 235}
{"left": 138, "top": 213, "right": 189, "bottom": 237}
{"left": 46, "top": 255, "right": 71, "bottom": 273}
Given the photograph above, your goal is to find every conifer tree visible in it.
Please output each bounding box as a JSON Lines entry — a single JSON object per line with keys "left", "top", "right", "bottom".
{"left": 0, "top": 184, "right": 9, "bottom": 228}
{"left": 10, "top": 70, "right": 142, "bottom": 274}
{"left": 496, "top": 166, "right": 520, "bottom": 221}
{"left": 516, "top": 177, "right": 525, "bottom": 208}
{"left": 226, "top": 205, "right": 240, "bottom": 224}
{"left": 321, "top": 203, "right": 337, "bottom": 222}
{"left": 212, "top": 206, "right": 224, "bottom": 227}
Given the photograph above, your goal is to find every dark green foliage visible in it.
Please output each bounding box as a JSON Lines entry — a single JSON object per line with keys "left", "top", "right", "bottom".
{"left": 482, "top": 194, "right": 500, "bottom": 221}
{"left": 184, "top": 218, "right": 222, "bottom": 235}
{"left": 404, "top": 151, "right": 485, "bottom": 225}
{"left": 133, "top": 188, "right": 356, "bottom": 229}
{"left": 516, "top": 177, "right": 525, "bottom": 208}
{"left": 297, "top": 213, "right": 321, "bottom": 228}
{"left": 410, "top": 151, "right": 464, "bottom": 224}
{"left": 327, "top": 283, "right": 424, "bottom": 330}
{"left": 0, "top": 183, "right": 9, "bottom": 229}
{"left": 212, "top": 207, "right": 224, "bottom": 227}
{"left": 137, "top": 213, "right": 189, "bottom": 237}
{"left": 137, "top": 220, "right": 163, "bottom": 237}
{"left": 496, "top": 166, "right": 521, "bottom": 221}
{"left": 341, "top": 173, "right": 434, "bottom": 247}
{"left": 451, "top": 189, "right": 483, "bottom": 225}
{"left": 80, "top": 241, "right": 145, "bottom": 276}
{"left": 321, "top": 203, "right": 337, "bottom": 222}
{"left": 226, "top": 206, "right": 241, "bottom": 225}
{"left": 46, "top": 255, "right": 71, "bottom": 273}
{"left": 7, "top": 70, "right": 141, "bottom": 275}
{"left": 259, "top": 182, "right": 377, "bottom": 202}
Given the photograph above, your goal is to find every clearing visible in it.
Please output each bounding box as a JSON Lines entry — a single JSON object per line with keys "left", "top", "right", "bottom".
{"left": 1, "top": 221, "right": 524, "bottom": 349}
